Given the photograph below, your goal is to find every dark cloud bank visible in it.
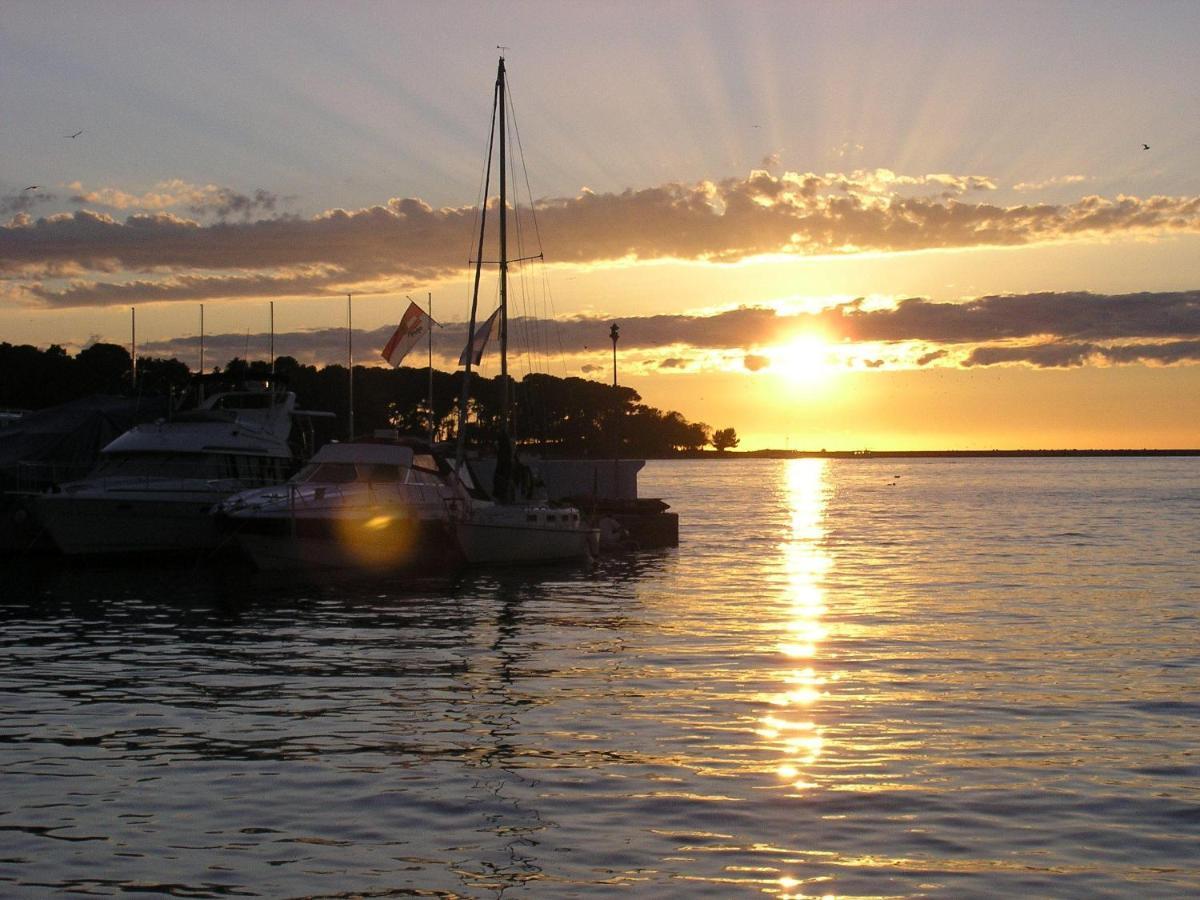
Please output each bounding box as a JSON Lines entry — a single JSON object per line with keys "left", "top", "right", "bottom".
{"left": 139, "top": 291, "right": 1200, "bottom": 371}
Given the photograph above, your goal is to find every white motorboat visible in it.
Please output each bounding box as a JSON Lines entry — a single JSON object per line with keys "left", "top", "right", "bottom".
{"left": 215, "top": 435, "right": 470, "bottom": 571}
{"left": 33, "top": 383, "right": 308, "bottom": 555}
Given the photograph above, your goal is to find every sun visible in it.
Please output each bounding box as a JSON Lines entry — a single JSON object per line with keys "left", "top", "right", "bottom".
{"left": 768, "top": 335, "right": 837, "bottom": 385}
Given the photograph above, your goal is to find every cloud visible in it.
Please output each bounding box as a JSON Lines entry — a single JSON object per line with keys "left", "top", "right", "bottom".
{"left": 832, "top": 291, "right": 1200, "bottom": 344}
{"left": 66, "top": 180, "right": 283, "bottom": 219}
{"left": 133, "top": 291, "right": 1200, "bottom": 373}
{"left": 6, "top": 169, "right": 1200, "bottom": 307}
{"left": 964, "top": 339, "right": 1200, "bottom": 368}
{"left": 547, "top": 291, "right": 1200, "bottom": 350}
{"left": 1013, "top": 175, "right": 1090, "bottom": 193}
{"left": 2, "top": 190, "right": 57, "bottom": 217}
{"left": 68, "top": 179, "right": 217, "bottom": 211}
{"left": 188, "top": 188, "right": 282, "bottom": 219}
{"left": 964, "top": 342, "right": 1099, "bottom": 368}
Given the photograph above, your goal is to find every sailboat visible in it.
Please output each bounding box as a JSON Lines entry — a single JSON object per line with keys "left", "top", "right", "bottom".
{"left": 452, "top": 56, "right": 598, "bottom": 565}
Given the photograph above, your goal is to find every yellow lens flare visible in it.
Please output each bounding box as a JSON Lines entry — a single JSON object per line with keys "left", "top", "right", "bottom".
{"left": 333, "top": 510, "right": 420, "bottom": 569}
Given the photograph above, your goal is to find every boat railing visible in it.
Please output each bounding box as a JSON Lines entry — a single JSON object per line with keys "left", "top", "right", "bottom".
{"left": 271, "top": 479, "right": 458, "bottom": 516}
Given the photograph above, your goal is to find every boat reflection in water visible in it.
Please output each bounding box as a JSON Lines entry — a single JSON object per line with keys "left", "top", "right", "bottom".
{"left": 760, "top": 459, "right": 831, "bottom": 796}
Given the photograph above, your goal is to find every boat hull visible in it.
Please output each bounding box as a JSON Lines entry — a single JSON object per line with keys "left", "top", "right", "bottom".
{"left": 33, "top": 492, "right": 228, "bottom": 556}
{"left": 455, "top": 515, "right": 598, "bottom": 565}
{"left": 224, "top": 512, "right": 461, "bottom": 571}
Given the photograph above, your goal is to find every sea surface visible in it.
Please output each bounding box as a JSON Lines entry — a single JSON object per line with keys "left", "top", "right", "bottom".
{"left": 2, "top": 457, "right": 1199, "bottom": 898}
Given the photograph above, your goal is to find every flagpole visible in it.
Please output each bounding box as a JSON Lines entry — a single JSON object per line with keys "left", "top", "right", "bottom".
{"left": 427, "top": 291, "right": 434, "bottom": 443}
{"left": 347, "top": 293, "right": 354, "bottom": 440}
{"left": 269, "top": 301, "right": 275, "bottom": 376}
{"left": 130, "top": 306, "right": 137, "bottom": 390}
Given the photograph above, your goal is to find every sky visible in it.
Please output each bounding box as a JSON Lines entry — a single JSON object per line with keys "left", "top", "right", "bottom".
{"left": 3, "top": 0, "right": 1200, "bottom": 450}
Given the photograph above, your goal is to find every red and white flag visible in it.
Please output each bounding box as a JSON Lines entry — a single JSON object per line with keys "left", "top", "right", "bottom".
{"left": 458, "top": 307, "right": 501, "bottom": 366}
{"left": 381, "top": 301, "right": 434, "bottom": 367}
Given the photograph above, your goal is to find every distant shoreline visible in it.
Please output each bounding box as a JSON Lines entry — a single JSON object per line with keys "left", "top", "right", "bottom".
{"left": 663, "top": 449, "right": 1200, "bottom": 460}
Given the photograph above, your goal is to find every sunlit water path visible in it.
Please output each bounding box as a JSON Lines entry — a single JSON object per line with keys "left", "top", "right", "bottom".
{"left": 2, "top": 458, "right": 1198, "bottom": 897}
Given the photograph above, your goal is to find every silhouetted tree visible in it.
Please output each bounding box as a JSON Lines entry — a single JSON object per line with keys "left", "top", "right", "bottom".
{"left": 136, "top": 356, "right": 192, "bottom": 397}
{"left": 2, "top": 344, "right": 723, "bottom": 457}
{"left": 712, "top": 427, "right": 740, "bottom": 451}
{"left": 76, "top": 343, "right": 132, "bottom": 395}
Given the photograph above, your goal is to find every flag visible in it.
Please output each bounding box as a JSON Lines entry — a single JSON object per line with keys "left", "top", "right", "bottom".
{"left": 381, "top": 301, "right": 433, "bottom": 367}
{"left": 458, "top": 307, "right": 501, "bottom": 366}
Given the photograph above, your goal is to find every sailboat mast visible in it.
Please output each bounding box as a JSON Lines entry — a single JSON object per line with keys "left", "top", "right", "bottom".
{"left": 347, "top": 293, "right": 354, "bottom": 440}
{"left": 497, "top": 56, "right": 509, "bottom": 431}
{"left": 453, "top": 68, "right": 500, "bottom": 470}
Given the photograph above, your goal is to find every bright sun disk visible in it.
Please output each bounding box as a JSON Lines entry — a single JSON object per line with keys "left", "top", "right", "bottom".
{"left": 769, "top": 335, "right": 836, "bottom": 384}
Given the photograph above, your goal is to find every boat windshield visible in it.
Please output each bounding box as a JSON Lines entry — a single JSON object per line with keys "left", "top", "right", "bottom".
{"left": 293, "top": 461, "right": 426, "bottom": 484}
{"left": 296, "top": 462, "right": 359, "bottom": 484}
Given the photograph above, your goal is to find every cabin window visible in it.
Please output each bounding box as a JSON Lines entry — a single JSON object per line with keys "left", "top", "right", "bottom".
{"left": 299, "top": 462, "right": 358, "bottom": 484}
{"left": 92, "top": 452, "right": 230, "bottom": 480}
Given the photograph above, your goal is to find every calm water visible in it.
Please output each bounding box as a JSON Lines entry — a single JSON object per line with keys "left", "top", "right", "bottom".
{"left": 2, "top": 458, "right": 1199, "bottom": 898}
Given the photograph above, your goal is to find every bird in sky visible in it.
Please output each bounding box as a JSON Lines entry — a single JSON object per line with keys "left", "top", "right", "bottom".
{"left": 23, "top": 185, "right": 39, "bottom": 191}
{"left": 1143, "top": 143, "right": 1150, "bottom": 150}
{"left": 66, "top": 130, "right": 83, "bottom": 139}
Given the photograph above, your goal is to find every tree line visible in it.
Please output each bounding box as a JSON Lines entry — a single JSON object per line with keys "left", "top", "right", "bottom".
{"left": 0, "top": 342, "right": 739, "bottom": 455}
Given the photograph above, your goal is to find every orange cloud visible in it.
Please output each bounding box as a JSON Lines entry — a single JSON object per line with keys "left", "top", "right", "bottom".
{"left": 4, "top": 170, "right": 1200, "bottom": 307}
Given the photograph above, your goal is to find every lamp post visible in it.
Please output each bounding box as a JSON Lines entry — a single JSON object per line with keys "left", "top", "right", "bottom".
{"left": 610, "top": 322, "right": 619, "bottom": 387}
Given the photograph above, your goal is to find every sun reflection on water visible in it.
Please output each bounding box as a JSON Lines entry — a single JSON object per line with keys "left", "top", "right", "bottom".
{"left": 766, "top": 458, "right": 832, "bottom": 791}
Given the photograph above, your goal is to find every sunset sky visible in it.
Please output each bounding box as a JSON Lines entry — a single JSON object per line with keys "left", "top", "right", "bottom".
{"left": 3, "top": 1, "right": 1200, "bottom": 450}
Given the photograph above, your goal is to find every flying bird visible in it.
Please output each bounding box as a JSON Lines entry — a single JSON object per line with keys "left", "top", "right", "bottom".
{"left": 23, "top": 185, "right": 39, "bottom": 191}
{"left": 1142, "top": 143, "right": 1150, "bottom": 150}
{"left": 66, "top": 130, "right": 83, "bottom": 139}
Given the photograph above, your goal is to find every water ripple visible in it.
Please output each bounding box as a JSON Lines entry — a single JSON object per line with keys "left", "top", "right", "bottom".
{"left": 1, "top": 457, "right": 1198, "bottom": 896}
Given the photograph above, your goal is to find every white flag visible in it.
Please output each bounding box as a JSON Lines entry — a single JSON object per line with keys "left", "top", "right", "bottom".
{"left": 381, "top": 301, "right": 433, "bottom": 367}
{"left": 458, "top": 308, "right": 501, "bottom": 366}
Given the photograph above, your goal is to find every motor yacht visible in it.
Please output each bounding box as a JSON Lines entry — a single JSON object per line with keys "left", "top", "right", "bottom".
{"left": 33, "top": 383, "right": 309, "bottom": 555}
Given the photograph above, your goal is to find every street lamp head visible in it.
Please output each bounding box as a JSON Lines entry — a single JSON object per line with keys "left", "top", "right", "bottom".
{"left": 610, "top": 322, "right": 620, "bottom": 344}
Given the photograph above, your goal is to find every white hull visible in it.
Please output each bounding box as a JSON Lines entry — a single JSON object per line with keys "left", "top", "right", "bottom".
{"left": 34, "top": 491, "right": 227, "bottom": 555}
{"left": 455, "top": 505, "right": 598, "bottom": 564}
{"left": 229, "top": 514, "right": 459, "bottom": 571}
